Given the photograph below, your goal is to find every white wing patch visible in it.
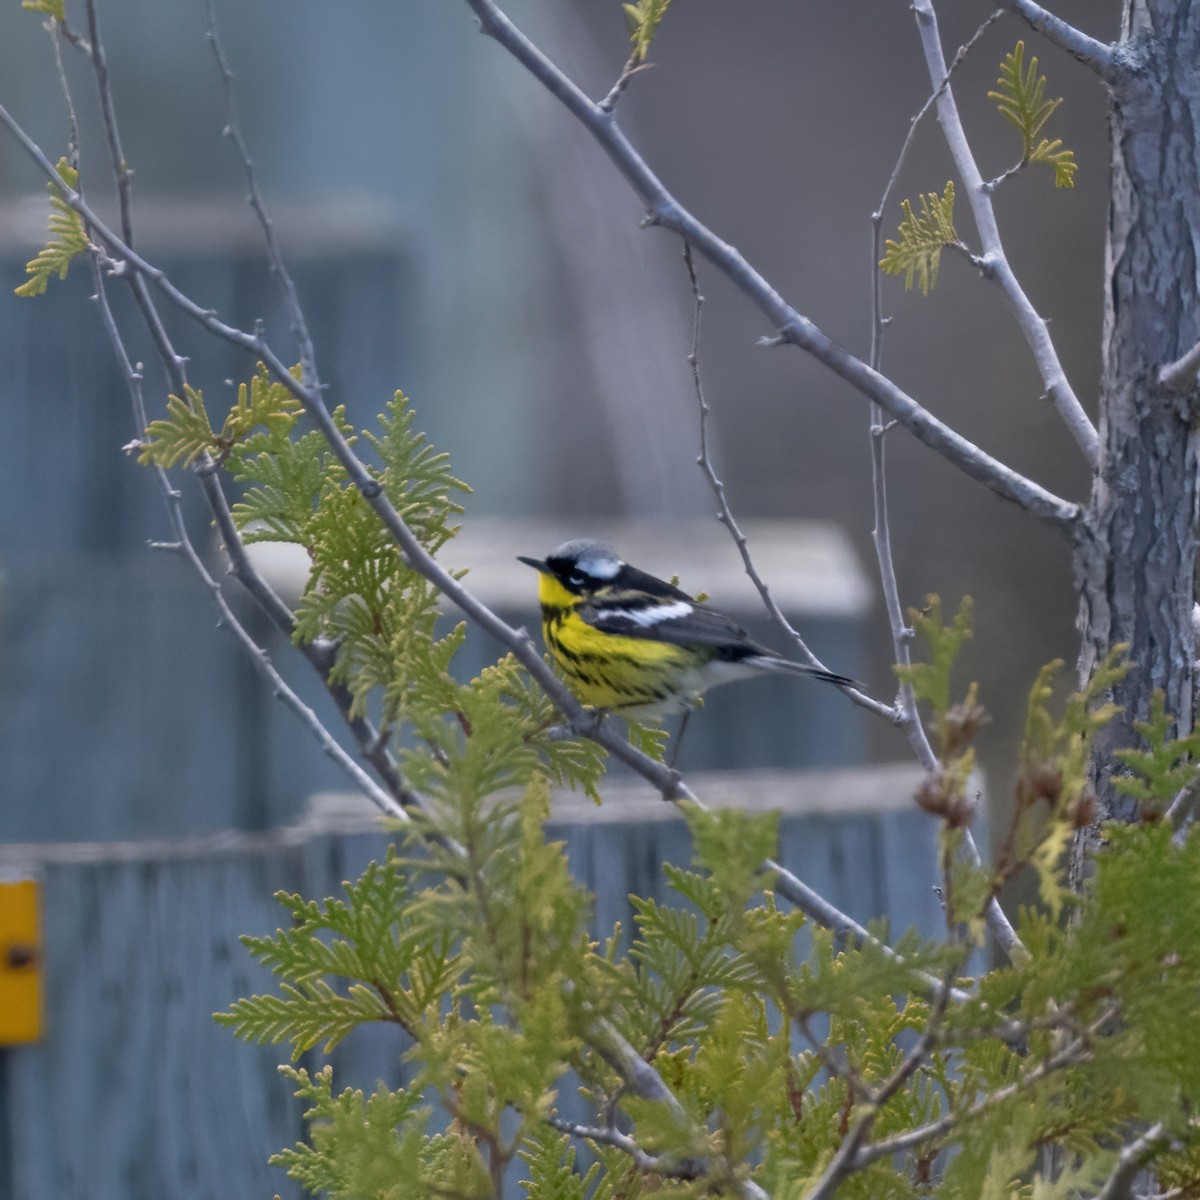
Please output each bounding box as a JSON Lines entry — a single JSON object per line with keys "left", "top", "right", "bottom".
{"left": 607, "top": 600, "right": 693, "bottom": 627}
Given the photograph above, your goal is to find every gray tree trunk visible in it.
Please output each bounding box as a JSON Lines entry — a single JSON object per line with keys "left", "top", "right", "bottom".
{"left": 1074, "top": 0, "right": 1200, "bottom": 864}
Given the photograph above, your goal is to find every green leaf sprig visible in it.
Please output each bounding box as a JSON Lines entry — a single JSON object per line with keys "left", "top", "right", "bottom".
{"left": 988, "top": 41, "right": 1078, "bottom": 188}
{"left": 880, "top": 182, "right": 961, "bottom": 294}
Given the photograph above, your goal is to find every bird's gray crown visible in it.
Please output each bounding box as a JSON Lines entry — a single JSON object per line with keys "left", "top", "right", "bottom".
{"left": 549, "top": 539, "right": 622, "bottom": 580}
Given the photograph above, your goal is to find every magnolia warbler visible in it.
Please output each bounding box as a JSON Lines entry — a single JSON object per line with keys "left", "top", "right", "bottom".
{"left": 517, "top": 538, "right": 854, "bottom": 719}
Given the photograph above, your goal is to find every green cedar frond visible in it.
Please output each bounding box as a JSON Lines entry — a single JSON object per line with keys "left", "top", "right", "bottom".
{"left": 216, "top": 979, "right": 390, "bottom": 1057}
{"left": 880, "top": 181, "right": 959, "bottom": 294}
{"left": 788, "top": 924, "right": 949, "bottom": 1022}
{"left": 989, "top": 41, "right": 1061, "bottom": 152}
{"left": 941, "top": 826, "right": 999, "bottom": 942}
{"left": 894, "top": 594, "right": 973, "bottom": 722}
{"left": 229, "top": 425, "right": 335, "bottom": 543}
{"left": 365, "top": 391, "right": 470, "bottom": 551}
{"left": 14, "top": 158, "right": 87, "bottom": 297}
{"left": 139, "top": 387, "right": 215, "bottom": 469}
{"left": 214, "top": 853, "right": 460, "bottom": 1055}
{"left": 1006, "top": 648, "right": 1128, "bottom": 912}
{"left": 495, "top": 664, "right": 607, "bottom": 803}
{"left": 21, "top": 0, "right": 65, "bottom": 15}
{"left": 271, "top": 1066, "right": 431, "bottom": 1198}
{"left": 686, "top": 806, "right": 779, "bottom": 909}
{"left": 217, "top": 362, "right": 303, "bottom": 454}
{"left": 622, "top": 0, "right": 672, "bottom": 64}
{"left": 988, "top": 41, "right": 1078, "bottom": 188}
{"left": 625, "top": 717, "right": 668, "bottom": 763}
{"left": 141, "top": 364, "right": 303, "bottom": 470}
{"left": 1029, "top": 138, "right": 1078, "bottom": 188}
{"left": 1112, "top": 689, "right": 1200, "bottom": 812}
{"left": 519, "top": 1131, "right": 602, "bottom": 1200}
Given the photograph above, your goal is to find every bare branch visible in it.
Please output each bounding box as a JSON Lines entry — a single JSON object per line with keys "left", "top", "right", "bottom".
{"left": 852, "top": 1005, "right": 1115, "bottom": 1168}
{"left": 871, "top": 13, "right": 1024, "bottom": 964}
{"left": 548, "top": 1114, "right": 767, "bottom": 1200}
{"left": 1092, "top": 1123, "right": 1168, "bottom": 1200}
{"left": 83, "top": 0, "right": 133, "bottom": 247}
{"left": 912, "top": 0, "right": 1100, "bottom": 469}
{"left": 1159, "top": 336, "right": 1200, "bottom": 394}
{"left": 547, "top": 1117, "right": 682, "bottom": 1176}
{"left": 203, "top": 0, "right": 318, "bottom": 388}
{"left": 461, "top": 0, "right": 1080, "bottom": 531}
{"left": 682, "top": 243, "right": 896, "bottom": 724}
{"left": 804, "top": 964, "right": 955, "bottom": 1200}
{"left": 68, "top": 13, "right": 426, "bottom": 819}
{"left": 994, "top": 0, "right": 1117, "bottom": 78}
{"left": 89, "top": 258, "right": 409, "bottom": 825}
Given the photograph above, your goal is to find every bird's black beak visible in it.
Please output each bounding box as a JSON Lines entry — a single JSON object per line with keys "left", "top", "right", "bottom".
{"left": 516, "top": 555, "right": 548, "bottom": 573}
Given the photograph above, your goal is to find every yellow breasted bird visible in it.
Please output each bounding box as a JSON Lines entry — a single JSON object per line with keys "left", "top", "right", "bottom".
{"left": 517, "top": 538, "right": 854, "bottom": 719}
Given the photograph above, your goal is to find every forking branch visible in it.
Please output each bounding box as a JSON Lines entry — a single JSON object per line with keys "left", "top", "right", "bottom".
{"left": 993, "top": 0, "right": 1116, "bottom": 78}
{"left": 464, "top": 0, "right": 1081, "bottom": 531}
{"left": 910, "top": 0, "right": 1100, "bottom": 468}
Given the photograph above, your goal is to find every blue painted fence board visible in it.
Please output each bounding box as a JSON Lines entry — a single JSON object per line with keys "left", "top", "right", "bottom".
{"left": 0, "top": 764, "right": 952, "bottom": 1199}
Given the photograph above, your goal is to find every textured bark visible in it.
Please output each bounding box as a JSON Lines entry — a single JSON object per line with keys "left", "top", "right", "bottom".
{"left": 1074, "top": 0, "right": 1200, "bottom": 863}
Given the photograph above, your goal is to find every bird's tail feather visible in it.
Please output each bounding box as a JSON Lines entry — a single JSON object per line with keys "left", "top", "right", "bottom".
{"left": 746, "top": 655, "right": 857, "bottom": 689}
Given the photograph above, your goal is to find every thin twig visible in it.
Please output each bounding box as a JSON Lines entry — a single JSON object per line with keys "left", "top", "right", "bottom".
{"left": 993, "top": 0, "right": 1116, "bottom": 78}
{"left": 851, "top": 1004, "right": 1117, "bottom": 1168}
{"left": 460, "top": 0, "right": 1080, "bottom": 531}
{"left": 804, "top": 962, "right": 956, "bottom": 1200}
{"left": 204, "top": 0, "right": 318, "bottom": 387}
{"left": 46, "top": 20, "right": 80, "bottom": 169}
{"left": 89, "top": 258, "right": 409, "bottom": 823}
{"left": 911, "top": 0, "right": 1100, "bottom": 469}
{"left": 72, "top": 12, "right": 423, "bottom": 817}
{"left": 598, "top": 53, "right": 652, "bottom": 112}
{"left": 794, "top": 1014, "right": 866, "bottom": 1093}
{"left": 870, "top": 11, "right": 1024, "bottom": 963}
{"left": 84, "top": 0, "right": 133, "bottom": 248}
{"left": 548, "top": 1117, "right": 695, "bottom": 1177}
{"left": 1092, "top": 1123, "right": 1168, "bottom": 1200}
{"left": 682, "top": 242, "right": 895, "bottom": 723}
{"left": 1158, "top": 337, "right": 1200, "bottom": 394}
{"left": 548, "top": 1115, "right": 767, "bottom": 1200}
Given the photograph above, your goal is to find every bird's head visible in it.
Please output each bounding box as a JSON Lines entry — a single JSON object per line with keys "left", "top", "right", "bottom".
{"left": 517, "top": 538, "right": 623, "bottom": 600}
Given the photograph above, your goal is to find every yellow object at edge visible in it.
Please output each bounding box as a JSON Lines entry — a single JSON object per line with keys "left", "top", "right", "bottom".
{"left": 0, "top": 878, "right": 42, "bottom": 1044}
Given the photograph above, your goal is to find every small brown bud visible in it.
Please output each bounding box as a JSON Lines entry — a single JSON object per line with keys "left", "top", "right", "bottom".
{"left": 1065, "top": 786, "right": 1099, "bottom": 829}
{"left": 945, "top": 789, "right": 980, "bottom": 829}
{"left": 915, "top": 773, "right": 977, "bottom": 827}
{"left": 1018, "top": 762, "right": 1064, "bottom": 809}
{"left": 942, "top": 700, "right": 990, "bottom": 756}
{"left": 915, "top": 772, "right": 951, "bottom": 817}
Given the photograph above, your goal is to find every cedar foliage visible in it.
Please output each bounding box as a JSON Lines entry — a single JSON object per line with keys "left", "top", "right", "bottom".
{"left": 145, "top": 376, "right": 1198, "bottom": 1198}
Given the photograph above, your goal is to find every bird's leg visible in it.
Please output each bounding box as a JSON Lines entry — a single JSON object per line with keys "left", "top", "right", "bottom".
{"left": 669, "top": 708, "right": 692, "bottom": 769}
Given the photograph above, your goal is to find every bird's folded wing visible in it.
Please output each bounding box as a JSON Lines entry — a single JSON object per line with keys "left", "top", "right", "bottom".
{"left": 582, "top": 596, "right": 760, "bottom": 652}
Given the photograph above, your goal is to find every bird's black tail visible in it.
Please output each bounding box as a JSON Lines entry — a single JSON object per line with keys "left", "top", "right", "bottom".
{"left": 745, "top": 654, "right": 857, "bottom": 689}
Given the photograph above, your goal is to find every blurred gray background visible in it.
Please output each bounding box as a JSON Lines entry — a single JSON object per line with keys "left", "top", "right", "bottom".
{"left": 0, "top": 0, "right": 1115, "bottom": 837}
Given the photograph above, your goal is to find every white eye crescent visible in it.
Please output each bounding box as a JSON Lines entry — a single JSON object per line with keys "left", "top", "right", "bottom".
{"left": 575, "top": 556, "right": 619, "bottom": 580}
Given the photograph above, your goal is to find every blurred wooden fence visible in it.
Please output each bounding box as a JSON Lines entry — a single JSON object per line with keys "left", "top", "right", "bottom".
{"left": 0, "top": 764, "right": 951, "bottom": 1200}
